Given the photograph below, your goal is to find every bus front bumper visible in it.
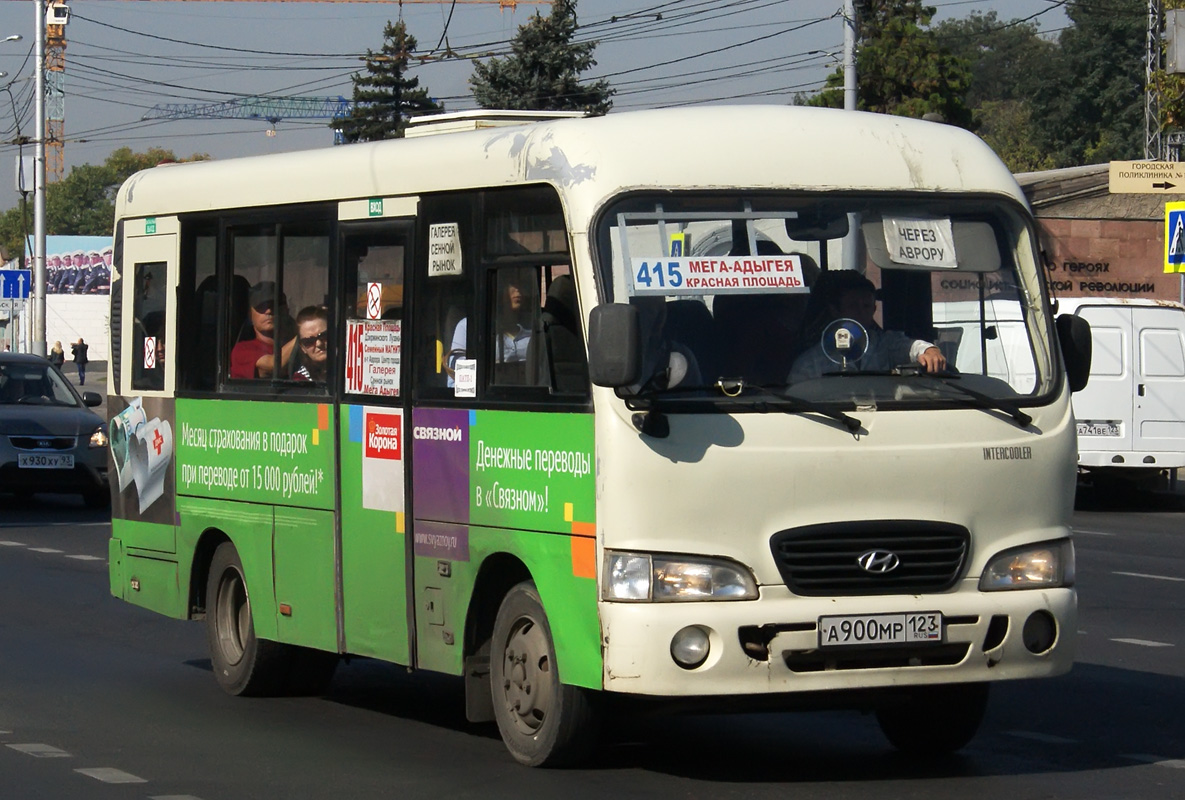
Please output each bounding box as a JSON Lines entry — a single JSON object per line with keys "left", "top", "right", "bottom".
{"left": 599, "top": 582, "right": 1076, "bottom": 697}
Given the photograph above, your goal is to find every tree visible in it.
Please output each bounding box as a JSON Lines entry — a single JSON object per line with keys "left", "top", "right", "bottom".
{"left": 974, "top": 100, "right": 1056, "bottom": 173}
{"left": 932, "top": 11, "right": 1053, "bottom": 108}
{"left": 0, "top": 147, "right": 206, "bottom": 262}
{"left": 1030, "top": 0, "right": 1145, "bottom": 165}
{"left": 336, "top": 19, "right": 442, "bottom": 143}
{"left": 932, "top": 12, "right": 1057, "bottom": 170}
{"left": 807, "top": 0, "right": 973, "bottom": 129}
{"left": 469, "top": 0, "right": 613, "bottom": 115}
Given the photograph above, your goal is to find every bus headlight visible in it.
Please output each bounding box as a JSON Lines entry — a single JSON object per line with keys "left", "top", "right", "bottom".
{"left": 89, "top": 425, "right": 108, "bottom": 449}
{"left": 603, "top": 551, "right": 758, "bottom": 601}
{"left": 979, "top": 539, "right": 1075, "bottom": 591}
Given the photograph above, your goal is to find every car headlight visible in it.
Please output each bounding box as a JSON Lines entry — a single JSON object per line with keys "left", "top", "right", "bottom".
{"left": 89, "top": 425, "right": 108, "bottom": 449}
{"left": 979, "top": 539, "right": 1075, "bottom": 591}
{"left": 603, "top": 551, "right": 758, "bottom": 601}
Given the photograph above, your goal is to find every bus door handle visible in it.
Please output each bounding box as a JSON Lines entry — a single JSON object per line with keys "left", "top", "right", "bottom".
{"left": 1138, "top": 384, "right": 1146, "bottom": 396}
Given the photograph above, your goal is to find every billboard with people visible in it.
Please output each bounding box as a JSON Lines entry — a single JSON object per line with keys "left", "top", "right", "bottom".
{"left": 46, "top": 235, "right": 112, "bottom": 295}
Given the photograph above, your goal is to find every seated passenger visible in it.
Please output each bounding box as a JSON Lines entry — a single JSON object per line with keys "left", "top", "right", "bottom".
{"left": 230, "top": 280, "right": 297, "bottom": 379}
{"left": 448, "top": 269, "right": 534, "bottom": 386}
{"left": 789, "top": 271, "right": 945, "bottom": 382}
{"left": 291, "top": 306, "right": 329, "bottom": 383}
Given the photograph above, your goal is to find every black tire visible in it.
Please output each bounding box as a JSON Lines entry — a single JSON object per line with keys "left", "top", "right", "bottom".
{"left": 490, "top": 581, "right": 599, "bottom": 767}
{"left": 205, "top": 541, "right": 293, "bottom": 697}
{"left": 876, "top": 682, "right": 989, "bottom": 756}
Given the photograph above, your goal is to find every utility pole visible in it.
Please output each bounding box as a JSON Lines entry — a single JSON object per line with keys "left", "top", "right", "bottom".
{"left": 843, "top": 0, "right": 856, "bottom": 113}
{"left": 842, "top": 0, "right": 861, "bottom": 272}
{"left": 32, "top": 0, "right": 46, "bottom": 357}
{"left": 1147, "top": 0, "right": 1163, "bottom": 159}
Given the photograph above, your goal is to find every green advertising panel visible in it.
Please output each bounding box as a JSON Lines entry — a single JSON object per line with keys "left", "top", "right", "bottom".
{"left": 470, "top": 410, "right": 595, "bottom": 533}
{"left": 175, "top": 399, "right": 335, "bottom": 510}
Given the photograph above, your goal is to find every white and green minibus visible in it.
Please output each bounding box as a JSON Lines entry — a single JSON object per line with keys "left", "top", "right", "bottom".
{"left": 107, "top": 106, "right": 1091, "bottom": 766}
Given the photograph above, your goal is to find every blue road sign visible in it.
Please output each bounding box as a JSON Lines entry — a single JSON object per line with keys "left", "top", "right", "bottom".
{"left": 0, "top": 269, "right": 32, "bottom": 299}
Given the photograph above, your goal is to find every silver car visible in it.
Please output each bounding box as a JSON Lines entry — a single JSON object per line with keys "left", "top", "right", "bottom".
{"left": 0, "top": 353, "right": 109, "bottom": 507}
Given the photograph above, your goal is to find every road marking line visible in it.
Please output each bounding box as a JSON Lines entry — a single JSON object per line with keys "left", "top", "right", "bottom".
{"left": 75, "top": 767, "right": 148, "bottom": 784}
{"left": 1122, "top": 754, "right": 1185, "bottom": 769}
{"left": 150, "top": 796, "right": 206, "bottom": 800}
{"left": 0, "top": 541, "right": 26, "bottom": 546}
{"left": 7, "top": 743, "right": 70, "bottom": 757}
{"left": 65, "top": 554, "right": 104, "bottom": 561}
{"left": 1111, "top": 638, "right": 1174, "bottom": 648}
{"left": 1073, "top": 529, "right": 1115, "bottom": 536}
{"left": 1006, "top": 730, "right": 1078, "bottom": 744}
{"left": 0, "top": 522, "right": 109, "bottom": 529}
{"left": 27, "top": 547, "right": 62, "bottom": 554}
{"left": 1114, "top": 571, "right": 1184, "bottom": 582}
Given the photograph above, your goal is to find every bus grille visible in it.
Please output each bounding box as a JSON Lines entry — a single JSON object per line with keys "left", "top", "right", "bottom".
{"left": 769, "top": 521, "right": 969, "bottom": 596}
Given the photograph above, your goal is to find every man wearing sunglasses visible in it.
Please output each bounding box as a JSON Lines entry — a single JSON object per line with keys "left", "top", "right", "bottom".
{"left": 230, "top": 280, "right": 297, "bottom": 379}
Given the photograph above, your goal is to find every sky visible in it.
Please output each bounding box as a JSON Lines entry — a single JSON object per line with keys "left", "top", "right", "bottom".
{"left": 0, "top": 0, "right": 1072, "bottom": 214}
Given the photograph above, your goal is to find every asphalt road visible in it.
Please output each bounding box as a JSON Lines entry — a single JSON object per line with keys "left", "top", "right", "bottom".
{"left": 0, "top": 488, "right": 1182, "bottom": 799}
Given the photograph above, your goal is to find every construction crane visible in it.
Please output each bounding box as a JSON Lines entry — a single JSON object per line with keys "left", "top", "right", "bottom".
{"left": 29, "top": 0, "right": 544, "bottom": 181}
{"left": 143, "top": 96, "right": 355, "bottom": 143}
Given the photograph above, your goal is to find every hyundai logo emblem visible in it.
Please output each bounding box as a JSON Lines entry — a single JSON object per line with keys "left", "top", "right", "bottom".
{"left": 857, "top": 550, "right": 901, "bottom": 574}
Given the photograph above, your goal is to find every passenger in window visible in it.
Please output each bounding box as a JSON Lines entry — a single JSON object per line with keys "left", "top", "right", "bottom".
{"left": 789, "top": 271, "right": 945, "bottom": 382}
{"left": 447, "top": 269, "right": 535, "bottom": 384}
{"left": 290, "top": 305, "right": 329, "bottom": 383}
{"left": 230, "top": 281, "right": 296, "bottom": 379}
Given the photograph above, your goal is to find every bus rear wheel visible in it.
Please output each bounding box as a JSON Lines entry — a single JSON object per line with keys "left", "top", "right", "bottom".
{"left": 206, "top": 541, "right": 293, "bottom": 697}
{"left": 490, "top": 581, "right": 599, "bottom": 767}
{"left": 875, "top": 682, "right": 989, "bottom": 755}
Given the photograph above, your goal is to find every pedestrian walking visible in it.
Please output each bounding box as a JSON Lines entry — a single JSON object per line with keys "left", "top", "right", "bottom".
{"left": 71, "top": 337, "right": 89, "bottom": 385}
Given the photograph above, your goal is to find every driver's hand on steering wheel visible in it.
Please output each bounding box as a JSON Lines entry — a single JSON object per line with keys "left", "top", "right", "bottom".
{"left": 917, "top": 346, "right": 947, "bottom": 373}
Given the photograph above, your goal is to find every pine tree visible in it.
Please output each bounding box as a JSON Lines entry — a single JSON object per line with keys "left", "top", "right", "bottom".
{"left": 336, "top": 19, "right": 442, "bottom": 143}
{"left": 469, "top": 0, "right": 613, "bottom": 115}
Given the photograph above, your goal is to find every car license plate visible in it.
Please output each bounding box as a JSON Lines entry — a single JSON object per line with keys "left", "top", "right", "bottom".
{"left": 18, "top": 453, "right": 74, "bottom": 469}
{"left": 818, "top": 612, "right": 942, "bottom": 648}
{"left": 1077, "top": 421, "right": 1121, "bottom": 437}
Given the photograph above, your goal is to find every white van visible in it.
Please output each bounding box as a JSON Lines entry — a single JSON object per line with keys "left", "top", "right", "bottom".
{"left": 1059, "top": 298, "right": 1185, "bottom": 481}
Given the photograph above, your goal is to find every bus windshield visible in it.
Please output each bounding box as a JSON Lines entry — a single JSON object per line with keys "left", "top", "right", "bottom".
{"left": 596, "top": 193, "right": 1057, "bottom": 410}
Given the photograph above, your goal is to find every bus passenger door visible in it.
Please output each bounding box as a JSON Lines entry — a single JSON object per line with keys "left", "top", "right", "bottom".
{"left": 337, "top": 218, "right": 414, "bottom": 664}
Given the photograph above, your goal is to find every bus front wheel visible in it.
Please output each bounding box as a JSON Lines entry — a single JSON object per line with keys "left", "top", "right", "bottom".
{"left": 206, "top": 541, "right": 292, "bottom": 697}
{"left": 490, "top": 581, "right": 599, "bottom": 767}
{"left": 875, "top": 682, "right": 989, "bottom": 755}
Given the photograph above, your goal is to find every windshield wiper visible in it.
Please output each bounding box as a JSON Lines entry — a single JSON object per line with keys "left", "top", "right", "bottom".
{"left": 718, "top": 381, "right": 862, "bottom": 433}
{"left": 901, "top": 370, "right": 1032, "bottom": 428}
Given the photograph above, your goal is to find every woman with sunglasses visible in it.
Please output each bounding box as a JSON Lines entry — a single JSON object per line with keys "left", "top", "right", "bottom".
{"left": 291, "top": 305, "right": 329, "bottom": 382}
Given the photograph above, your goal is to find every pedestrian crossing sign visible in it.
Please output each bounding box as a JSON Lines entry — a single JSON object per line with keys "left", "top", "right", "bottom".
{"left": 1167, "top": 202, "right": 1185, "bottom": 273}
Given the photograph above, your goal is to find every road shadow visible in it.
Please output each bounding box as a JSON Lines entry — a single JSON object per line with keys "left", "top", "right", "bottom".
{"left": 0, "top": 490, "right": 112, "bottom": 524}
{"left": 310, "top": 655, "right": 1185, "bottom": 781}
{"left": 1075, "top": 478, "right": 1185, "bottom": 513}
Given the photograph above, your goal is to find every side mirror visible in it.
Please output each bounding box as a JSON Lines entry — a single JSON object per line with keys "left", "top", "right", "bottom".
{"left": 81, "top": 391, "right": 102, "bottom": 407}
{"left": 1055, "top": 313, "right": 1091, "bottom": 392}
{"left": 588, "top": 303, "right": 640, "bottom": 387}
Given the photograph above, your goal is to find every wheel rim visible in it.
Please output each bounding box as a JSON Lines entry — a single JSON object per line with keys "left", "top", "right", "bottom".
{"left": 499, "top": 614, "right": 556, "bottom": 737}
{"left": 214, "top": 565, "right": 250, "bottom": 667}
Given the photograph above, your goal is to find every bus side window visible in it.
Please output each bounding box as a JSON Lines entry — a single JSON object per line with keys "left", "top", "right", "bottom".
{"left": 525, "top": 269, "right": 588, "bottom": 394}
{"left": 489, "top": 265, "right": 541, "bottom": 386}
{"left": 342, "top": 229, "right": 409, "bottom": 398}
{"left": 130, "top": 261, "right": 167, "bottom": 391}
